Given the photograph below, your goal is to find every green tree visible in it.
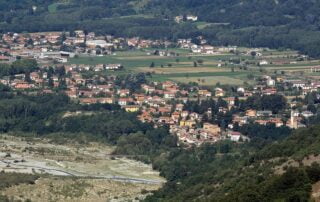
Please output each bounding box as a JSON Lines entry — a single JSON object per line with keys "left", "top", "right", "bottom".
{"left": 150, "top": 62, "right": 155, "bottom": 68}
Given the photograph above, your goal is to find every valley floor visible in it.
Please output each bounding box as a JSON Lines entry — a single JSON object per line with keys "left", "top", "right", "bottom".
{"left": 0, "top": 135, "right": 164, "bottom": 201}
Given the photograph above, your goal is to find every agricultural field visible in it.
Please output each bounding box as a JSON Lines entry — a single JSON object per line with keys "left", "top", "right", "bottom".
{"left": 150, "top": 72, "right": 253, "bottom": 85}
{"left": 48, "top": 1, "right": 70, "bottom": 13}
{"left": 195, "top": 22, "right": 214, "bottom": 29}
{"left": 0, "top": 135, "right": 164, "bottom": 202}
{"left": 69, "top": 48, "right": 255, "bottom": 86}
{"left": 263, "top": 61, "right": 320, "bottom": 72}
{"left": 170, "top": 75, "right": 248, "bottom": 86}
{"left": 69, "top": 50, "right": 230, "bottom": 69}
{"left": 69, "top": 48, "right": 320, "bottom": 86}
{"left": 195, "top": 21, "right": 230, "bottom": 29}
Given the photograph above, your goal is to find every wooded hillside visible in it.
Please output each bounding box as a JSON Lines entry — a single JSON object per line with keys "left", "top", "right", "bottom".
{"left": 1, "top": 0, "right": 320, "bottom": 57}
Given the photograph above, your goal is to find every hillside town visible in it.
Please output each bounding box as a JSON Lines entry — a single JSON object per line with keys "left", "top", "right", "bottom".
{"left": 0, "top": 31, "right": 320, "bottom": 146}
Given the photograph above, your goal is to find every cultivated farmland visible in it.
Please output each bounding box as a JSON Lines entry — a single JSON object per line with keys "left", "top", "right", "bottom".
{"left": 68, "top": 48, "right": 319, "bottom": 86}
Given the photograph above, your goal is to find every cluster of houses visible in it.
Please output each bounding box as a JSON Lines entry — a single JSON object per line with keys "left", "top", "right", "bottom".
{"left": 177, "top": 38, "right": 237, "bottom": 55}
{"left": 1, "top": 59, "right": 320, "bottom": 145}
{"left": 0, "top": 30, "right": 248, "bottom": 71}
{"left": 175, "top": 15, "right": 198, "bottom": 23}
{"left": 0, "top": 32, "right": 73, "bottom": 63}
{"left": 1, "top": 31, "right": 320, "bottom": 146}
{"left": 0, "top": 31, "right": 174, "bottom": 65}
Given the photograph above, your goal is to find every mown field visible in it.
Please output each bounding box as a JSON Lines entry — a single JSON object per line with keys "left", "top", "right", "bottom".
{"left": 69, "top": 50, "right": 236, "bottom": 69}
{"left": 69, "top": 48, "right": 255, "bottom": 86}
{"left": 150, "top": 71, "right": 253, "bottom": 85}
{"left": 69, "top": 48, "right": 319, "bottom": 86}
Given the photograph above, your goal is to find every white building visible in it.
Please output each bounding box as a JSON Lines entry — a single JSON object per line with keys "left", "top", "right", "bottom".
{"left": 267, "top": 78, "right": 276, "bottom": 86}
{"left": 259, "top": 60, "right": 269, "bottom": 65}
{"left": 86, "top": 40, "right": 113, "bottom": 48}
{"left": 186, "top": 15, "right": 198, "bottom": 21}
{"left": 105, "top": 64, "right": 122, "bottom": 70}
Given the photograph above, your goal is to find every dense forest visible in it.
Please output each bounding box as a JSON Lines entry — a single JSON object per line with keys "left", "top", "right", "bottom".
{"left": 1, "top": 0, "right": 320, "bottom": 57}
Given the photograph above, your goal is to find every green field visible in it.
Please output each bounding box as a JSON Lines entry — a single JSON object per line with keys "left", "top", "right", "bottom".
{"left": 48, "top": 2, "right": 68, "bottom": 13}
{"left": 69, "top": 48, "right": 309, "bottom": 86}
{"left": 171, "top": 76, "right": 245, "bottom": 85}
{"left": 68, "top": 49, "right": 237, "bottom": 69}
{"left": 195, "top": 22, "right": 214, "bottom": 29}
{"left": 195, "top": 21, "right": 231, "bottom": 29}
{"left": 149, "top": 71, "right": 254, "bottom": 86}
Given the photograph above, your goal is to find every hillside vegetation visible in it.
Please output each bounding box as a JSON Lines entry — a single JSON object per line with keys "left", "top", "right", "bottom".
{"left": 0, "top": 86, "right": 320, "bottom": 201}
{"left": 145, "top": 125, "right": 320, "bottom": 201}
{"left": 0, "top": 0, "right": 320, "bottom": 57}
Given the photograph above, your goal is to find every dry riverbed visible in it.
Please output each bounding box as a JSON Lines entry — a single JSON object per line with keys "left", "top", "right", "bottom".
{"left": 0, "top": 135, "right": 165, "bottom": 201}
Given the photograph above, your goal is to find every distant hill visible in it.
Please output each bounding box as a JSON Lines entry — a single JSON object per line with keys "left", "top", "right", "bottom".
{"left": 148, "top": 0, "right": 320, "bottom": 58}
{"left": 148, "top": 0, "right": 320, "bottom": 26}
{"left": 0, "top": 0, "right": 320, "bottom": 56}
